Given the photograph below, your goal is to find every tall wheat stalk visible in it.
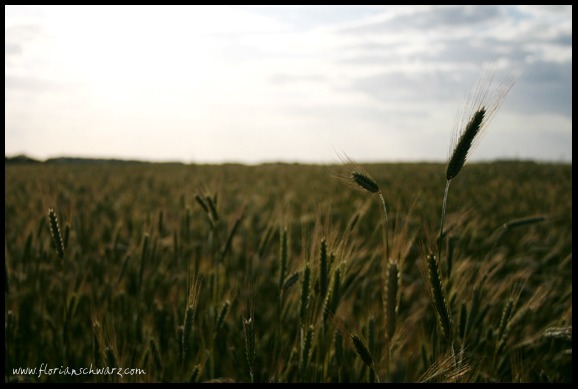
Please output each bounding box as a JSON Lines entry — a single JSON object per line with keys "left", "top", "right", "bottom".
{"left": 438, "top": 64, "right": 518, "bottom": 263}
{"left": 337, "top": 155, "right": 390, "bottom": 265}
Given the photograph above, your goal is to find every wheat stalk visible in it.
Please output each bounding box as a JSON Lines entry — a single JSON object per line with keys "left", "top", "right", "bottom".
{"left": 426, "top": 252, "right": 453, "bottom": 343}
{"left": 323, "top": 267, "right": 341, "bottom": 322}
{"left": 282, "top": 271, "right": 300, "bottom": 291}
{"left": 92, "top": 321, "right": 102, "bottom": 367}
{"left": 438, "top": 65, "right": 518, "bottom": 263}
{"left": 319, "top": 238, "right": 329, "bottom": 298}
{"left": 149, "top": 336, "right": 162, "bottom": 372}
{"left": 189, "top": 365, "right": 201, "bottom": 383}
{"left": 47, "top": 208, "right": 64, "bottom": 262}
{"left": 214, "top": 299, "right": 230, "bottom": 338}
{"left": 182, "top": 279, "right": 201, "bottom": 365}
{"left": 351, "top": 333, "right": 380, "bottom": 383}
{"left": 351, "top": 171, "right": 380, "bottom": 193}
{"left": 385, "top": 260, "right": 399, "bottom": 343}
{"left": 299, "top": 325, "right": 314, "bottom": 381}
{"left": 338, "top": 155, "right": 390, "bottom": 264}
{"left": 279, "top": 227, "right": 288, "bottom": 292}
{"left": 299, "top": 262, "right": 311, "bottom": 324}
{"left": 243, "top": 316, "right": 255, "bottom": 383}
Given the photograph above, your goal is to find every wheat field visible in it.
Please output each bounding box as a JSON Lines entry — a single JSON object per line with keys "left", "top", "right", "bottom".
{"left": 4, "top": 160, "right": 572, "bottom": 382}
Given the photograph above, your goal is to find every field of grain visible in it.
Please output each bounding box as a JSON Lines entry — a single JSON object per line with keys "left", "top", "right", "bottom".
{"left": 4, "top": 161, "right": 572, "bottom": 382}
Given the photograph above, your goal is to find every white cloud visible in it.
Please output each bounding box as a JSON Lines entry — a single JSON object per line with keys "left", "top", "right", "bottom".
{"left": 5, "top": 5, "right": 572, "bottom": 163}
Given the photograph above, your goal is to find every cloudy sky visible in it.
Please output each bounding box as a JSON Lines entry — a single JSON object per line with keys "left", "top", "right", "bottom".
{"left": 5, "top": 5, "right": 572, "bottom": 164}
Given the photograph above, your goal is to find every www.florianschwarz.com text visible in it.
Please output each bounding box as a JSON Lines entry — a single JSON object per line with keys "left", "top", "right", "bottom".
{"left": 11, "top": 363, "right": 146, "bottom": 378}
